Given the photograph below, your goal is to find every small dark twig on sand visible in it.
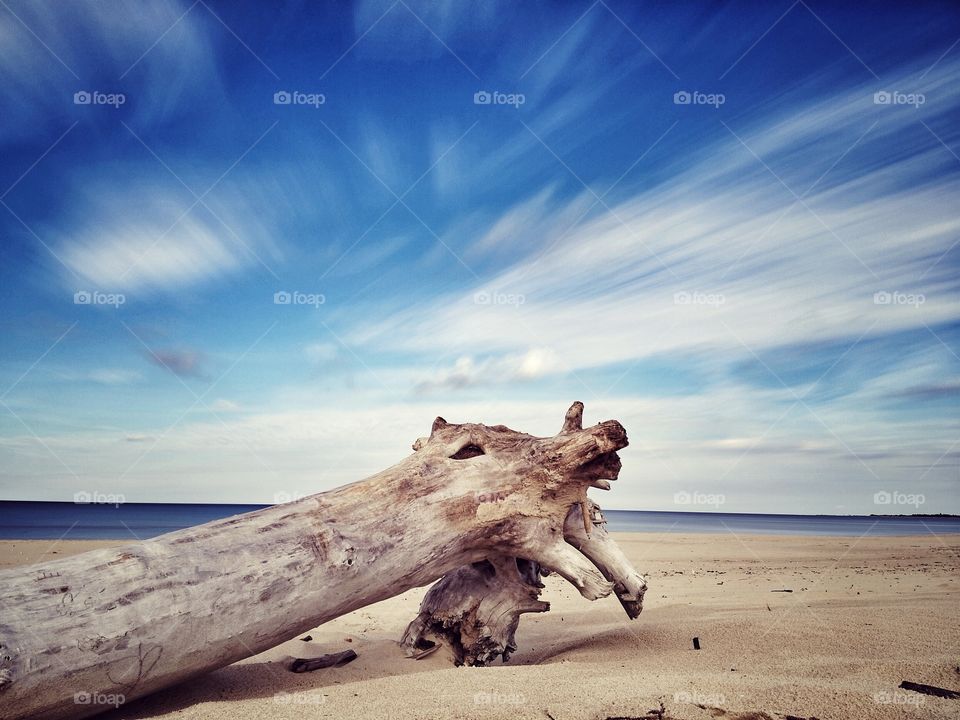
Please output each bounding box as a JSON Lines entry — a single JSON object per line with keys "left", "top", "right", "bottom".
{"left": 288, "top": 649, "right": 358, "bottom": 673}
{"left": 899, "top": 680, "right": 960, "bottom": 699}
{"left": 409, "top": 644, "right": 440, "bottom": 660}
{"left": 605, "top": 700, "right": 665, "bottom": 720}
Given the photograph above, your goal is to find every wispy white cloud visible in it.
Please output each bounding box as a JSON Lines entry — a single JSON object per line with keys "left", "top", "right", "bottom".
{"left": 208, "top": 398, "right": 243, "bottom": 413}
{"left": 351, "top": 0, "right": 508, "bottom": 63}
{"left": 416, "top": 347, "right": 561, "bottom": 392}
{"left": 88, "top": 369, "right": 142, "bottom": 385}
{"left": 55, "top": 175, "right": 279, "bottom": 294}
{"left": 305, "top": 342, "right": 339, "bottom": 363}
{"left": 333, "top": 234, "right": 409, "bottom": 276}
{"left": 350, "top": 56, "right": 960, "bottom": 376}
{"left": 51, "top": 368, "right": 143, "bottom": 385}
{"left": 0, "top": 0, "right": 221, "bottom": 141}
{"left": 61, "top": 216, "right": 246, "bottom": 293}
{"left": 464, "top": 185, "right": 594, "bottom": 262}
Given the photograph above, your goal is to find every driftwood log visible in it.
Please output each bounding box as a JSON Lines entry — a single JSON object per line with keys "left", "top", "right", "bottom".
{"left": 0, "top": 402, "right": 642, "bottom": 719}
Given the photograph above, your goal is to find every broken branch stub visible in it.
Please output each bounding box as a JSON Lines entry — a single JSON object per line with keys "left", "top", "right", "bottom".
{"left": 0, "top": 402, "right": 630, "bottom": 719}
{"left": 564, "top": 500, "right": 648, "bottom": 619}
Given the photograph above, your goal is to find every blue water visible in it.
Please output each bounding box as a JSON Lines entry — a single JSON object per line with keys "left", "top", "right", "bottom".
{"left": 1, "top": 501, "right": 957, "bottom": 540}
{"left": 0, "top": 501, "right": 269, "bottom": 540}
{"left": 604, "top": 510, "right": 960, "bottom": 536}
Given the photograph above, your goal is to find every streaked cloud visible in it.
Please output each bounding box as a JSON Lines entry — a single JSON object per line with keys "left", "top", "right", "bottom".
{"left": 350, "top": 56, "right": 960, "bottom": 377}
{"left": 416, "top": 347, "right": 561, "bottom": 392}
{"left": 88, "top": 369, "right": 142, "bottom": 385}
{"left": 0, "top": 0, "right": 220, "bottom": 141}
{"left": 62, "top": 217, "right": 246, "bottom": 293}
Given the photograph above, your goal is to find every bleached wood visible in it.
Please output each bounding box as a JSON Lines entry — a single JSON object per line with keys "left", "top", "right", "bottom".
{"left": 0, "top": 403, "right": 628, "bottom": 719}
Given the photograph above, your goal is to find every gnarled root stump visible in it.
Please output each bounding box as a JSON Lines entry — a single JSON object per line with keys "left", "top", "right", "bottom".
{"left": 401, "top": 498, "right": 649, "bottom": 665}
{"left": 400, "top": 556, "right": 549, "bottom": 665}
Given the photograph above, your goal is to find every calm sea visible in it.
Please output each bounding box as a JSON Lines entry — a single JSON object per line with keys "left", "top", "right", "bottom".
{"left": 1, "top": 501, "right": 957, "bottom": 540}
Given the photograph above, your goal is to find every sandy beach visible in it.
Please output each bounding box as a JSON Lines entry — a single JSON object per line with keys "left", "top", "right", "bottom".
{"left": 3, "top": 532, "right": 957, "bottom": 720}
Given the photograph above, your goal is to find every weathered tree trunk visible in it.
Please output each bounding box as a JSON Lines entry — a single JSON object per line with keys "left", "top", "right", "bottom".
{"left": 400, "top": 499, "right": 647, "bottom": 665}
{"left": 0, "top": 402, "right": 630, "bottom": 719}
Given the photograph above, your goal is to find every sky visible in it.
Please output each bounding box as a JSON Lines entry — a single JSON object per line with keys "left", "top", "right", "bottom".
{"left": 0, "top": 0, "right": 958, "bottom": 514}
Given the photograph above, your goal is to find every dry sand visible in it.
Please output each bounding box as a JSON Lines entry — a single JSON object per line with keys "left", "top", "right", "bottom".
{"left": 3, "top": 533, "right": 957, "bottom": 720}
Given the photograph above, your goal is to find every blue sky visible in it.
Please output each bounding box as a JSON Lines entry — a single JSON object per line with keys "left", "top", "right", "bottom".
{"left": 0, "top": 0, "right": 958, "bottom": 514}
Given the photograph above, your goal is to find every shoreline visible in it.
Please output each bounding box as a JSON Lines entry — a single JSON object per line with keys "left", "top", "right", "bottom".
{"left": 5, "top": 502, "right": 958, "bottom": 543}
{"left": 4, "top": 497, "right": 958, "bottom": 518}
{"left": 0, "top": 528, "right": 958, "bottom": 544}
